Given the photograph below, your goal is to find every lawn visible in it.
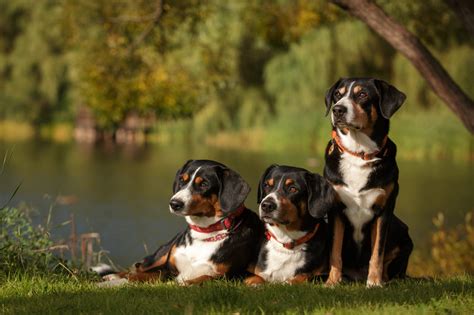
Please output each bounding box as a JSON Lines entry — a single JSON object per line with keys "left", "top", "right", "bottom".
{"left": 1, "top": 276, "right": 473, "bottom": 314}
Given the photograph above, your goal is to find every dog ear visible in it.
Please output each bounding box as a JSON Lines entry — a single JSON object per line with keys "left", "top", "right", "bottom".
{"left": 172, "top": 160, "right": 194, "bottom": 193}
{"left": 305, "top": 172, "right": 337, "bottom": 218}
{"left": 374, "top": 79, "right": 406, "bottom": 119}
{"left": 325, "top": 78, "right": 343, "bottom": 116}
{"left": 217, "top": 167, "right": 251, "bottom": 213}
{"left": 257, "top": 164, "right": 279, "bottom": 204}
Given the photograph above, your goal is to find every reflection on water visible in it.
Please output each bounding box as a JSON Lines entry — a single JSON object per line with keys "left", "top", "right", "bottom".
{"left": 0, "top": 140, "right": 472, "bottom": 266}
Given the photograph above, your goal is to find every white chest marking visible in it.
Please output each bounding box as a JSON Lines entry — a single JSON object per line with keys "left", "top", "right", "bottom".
{"left": 173, "top": 230, "right": 224, "bottom": 284}
{"left": 258, "top": 224, "right": 306, "bottom": 283}
{"left": 336, "top": 153, "right": 385, "bottom": 244}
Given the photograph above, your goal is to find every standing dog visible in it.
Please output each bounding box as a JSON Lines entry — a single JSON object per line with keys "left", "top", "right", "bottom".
{"left": 103, "top": 159, "right": 264, "bottom": 285}
{"left": 323, "top": 78, "right": 413, "bottom": 287}
{"left": 245, "top": 165, "right": 336, "bottom": 285}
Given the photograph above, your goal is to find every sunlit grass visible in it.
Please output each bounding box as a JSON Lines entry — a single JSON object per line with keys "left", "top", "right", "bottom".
{"left": 1, "top": 275, "right": 473, "bottom": 314}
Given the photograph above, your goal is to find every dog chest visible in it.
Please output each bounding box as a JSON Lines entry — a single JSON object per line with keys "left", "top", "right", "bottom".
{"left": 173, "top": 233, "right": 224, "bottom": 284}
{"left": 258, "top": 239, "right": 306, "bottom": 282}
{"left": 337, "top": 154, "right": 385, "bottom": 243}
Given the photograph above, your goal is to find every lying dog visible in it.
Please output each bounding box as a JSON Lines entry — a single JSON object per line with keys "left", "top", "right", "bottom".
{"left": 323, "top": 78, "right": 413, "bottom": 287}
{"left": 103, "top": 159, "right": 264, "bottom": 285}
{"left": 245, "top": 165, "right": 336, "bottom": 285}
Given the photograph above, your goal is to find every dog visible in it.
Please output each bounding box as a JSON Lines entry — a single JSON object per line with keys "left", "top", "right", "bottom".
{"left": 323, "top": 78, "right": 413, "bottom": 287}
{"left": 102, "top": 159, "right": 264, "bottom": 285}
{"left": 244, "top": 165, "right": 336, "bottom": 285}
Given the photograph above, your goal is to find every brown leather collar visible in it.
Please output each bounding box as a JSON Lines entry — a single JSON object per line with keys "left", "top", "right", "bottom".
{"left": 331, "top": 130, "right": 388, "bottom": 161}
{"left": 265, "top": 223, "right": 320, "bottom": 250}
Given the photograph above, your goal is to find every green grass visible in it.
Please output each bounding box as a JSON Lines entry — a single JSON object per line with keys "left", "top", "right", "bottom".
{"left": 1, "top": 276, "right": 473, "bottom": 314}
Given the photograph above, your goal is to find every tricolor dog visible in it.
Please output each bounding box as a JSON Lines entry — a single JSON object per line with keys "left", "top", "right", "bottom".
{"left": 245, "top": 165, "right": 336, "bottom": 285}
{"left": 323, "top": 78, "right": 413, "bottom": 287}
{"left": 103, "top": 159, "right": 263, "bottom": 285}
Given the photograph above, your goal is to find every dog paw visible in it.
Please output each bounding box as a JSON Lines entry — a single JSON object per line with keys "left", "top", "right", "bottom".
{"left": 325, "top": 273, "right": 342, "bottom": 288}
{"left": 366, "top": 279, "right": 383, "bottom": 288}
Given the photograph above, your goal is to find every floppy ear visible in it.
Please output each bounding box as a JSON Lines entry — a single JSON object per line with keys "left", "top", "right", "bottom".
{"left": 257, "top": 164, "right": 279, "bottom": 204}
{"left": 217, "top": 167, "right": 251, "bottom": 213}
{"left": 172, "top": 160, "right": 193, "bottom": 193}
{"left": 374, "top": 79, "right": 406, "bottom": 119}
{"left": 305, "top": 172, "right": 337, "bottom": 218}
{"left": 325, "top": 78, "right": 342, "bottom": 116}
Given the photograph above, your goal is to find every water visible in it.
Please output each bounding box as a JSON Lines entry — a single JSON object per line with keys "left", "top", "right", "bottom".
{"left": 1, "top": 140, "right": 472, "bottom": 267}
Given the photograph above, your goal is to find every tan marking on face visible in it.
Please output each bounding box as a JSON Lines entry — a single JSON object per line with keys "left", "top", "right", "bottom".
{"left": 370, "top": 104, "right": 378, "bottom": 122}
{"left": 353, "top": 103, "right": 369, "bottom": 127}
{"left": 285, "top": 178, "right": 294, "bottom": 186}
{"left": 267, "top": 178, "right": 274, "bottom": 187}
{"left": 337, "top": 86, "right": 346, "bottom": 95}
{"left": 181, "top": 173, "right": 189, "bottom": 182}
{"left": 187, "top": 193, "right": 219, "bottom": 217}
{"left": 278, "top": 196, "right": 301, "bottom": 231}
{"left": 353, "top": 85, "right": 362, "bottom": 94}
{"left": 194, "top": 176, "right": 203, "bottom": 185}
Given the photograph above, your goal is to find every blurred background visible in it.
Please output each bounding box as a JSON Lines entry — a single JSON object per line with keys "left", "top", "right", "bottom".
{"left": 0, "top": 0, "right": 472, "bottom": 274}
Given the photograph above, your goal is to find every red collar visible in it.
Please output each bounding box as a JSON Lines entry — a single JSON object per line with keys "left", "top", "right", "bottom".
{"left": 188, "top": 205, "right": 245, "bottom": 234}
{"left": 265, "top": 223, "right": 320, "bottom": 250}
{"left": 331, "top": 130, "right": 388, "bottom": 161}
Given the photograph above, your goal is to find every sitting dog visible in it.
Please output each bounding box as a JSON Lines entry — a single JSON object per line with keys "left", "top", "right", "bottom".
{"left": 245, "top": 165, "right": 336, "bottom": 285}
{"left": 103, "top": 159, "right": 264, "bottom": 285}
{"left": 323, "top": 78, "right": 413, "bottom": 287}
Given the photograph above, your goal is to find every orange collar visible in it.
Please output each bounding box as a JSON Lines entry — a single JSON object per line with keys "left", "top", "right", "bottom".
{"left": 331, "top": 130, "right": 388, "bottom": 161}
{"left": 265, "top": 223, "right": 320, "bottom": 250}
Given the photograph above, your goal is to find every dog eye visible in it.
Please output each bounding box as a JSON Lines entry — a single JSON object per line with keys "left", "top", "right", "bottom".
{"left": 334, "top": 91, "right": 342, "bottom": 99}
{"left": 289, "top": 186, "right": 298, "bottom": 193}
{"left": 199, "top": 181, "right": 209, "bottom": 189}
{"left": 358, "top": 91, "right": 367, "bottom": 98}
{"left": 179, "top": 177, "right": 186, "bottom": 184}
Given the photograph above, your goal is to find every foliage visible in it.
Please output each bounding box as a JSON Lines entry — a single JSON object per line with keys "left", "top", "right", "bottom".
{"left": 1, "top": 276, "right": 473, "bottom": 314}
{"left": 431, "top": 212, "right": 474, "bottom": 275}
{"left": 0, "top": 206, "right": 58, "bottom": 276}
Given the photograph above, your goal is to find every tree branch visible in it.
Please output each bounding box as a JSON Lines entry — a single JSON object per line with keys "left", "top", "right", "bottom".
{"left": 331, "top": 0, "right": 474, "bottom": 133}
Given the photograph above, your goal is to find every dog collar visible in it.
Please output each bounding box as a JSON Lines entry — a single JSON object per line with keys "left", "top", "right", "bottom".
{"left": 331, "top": 130, "right": 388, "bottom": 161}
{"left": 188, "top": 205, "right": 245, "bottom": 234}
{"left": 265, "top": 223, "right": 320, "bottom": 250}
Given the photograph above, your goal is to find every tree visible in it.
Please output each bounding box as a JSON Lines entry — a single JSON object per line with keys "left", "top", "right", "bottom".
{"left": 330, "top": 0, "right": 474, "bottom": 133}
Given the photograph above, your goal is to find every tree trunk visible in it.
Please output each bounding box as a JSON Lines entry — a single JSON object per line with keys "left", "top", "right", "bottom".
{"left": 331, "top": 0, "right": 474, "bottom": 133}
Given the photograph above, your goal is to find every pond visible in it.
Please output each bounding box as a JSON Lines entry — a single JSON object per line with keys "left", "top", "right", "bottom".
{"left": 0, "top": 140, "right": 472, "bottom": 267}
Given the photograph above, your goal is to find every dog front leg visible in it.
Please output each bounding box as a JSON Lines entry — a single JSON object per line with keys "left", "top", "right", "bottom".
{"left": 326, "top": 214, "right": 344, "bottom": 287}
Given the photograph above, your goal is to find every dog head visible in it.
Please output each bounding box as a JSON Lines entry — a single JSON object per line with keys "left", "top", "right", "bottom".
{"left": 257, "top": 164, "right": 336, "bottom": 231}
{"left": 169, "top": 160, "right": 250, "bottom": 218}
{"left": 325, "top": 78, "right": 406, "bottom": 135}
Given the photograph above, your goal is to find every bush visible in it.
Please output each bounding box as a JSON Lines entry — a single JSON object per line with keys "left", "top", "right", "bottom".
{"left": 0, "top": 206, "right": 59, "bottom": 276}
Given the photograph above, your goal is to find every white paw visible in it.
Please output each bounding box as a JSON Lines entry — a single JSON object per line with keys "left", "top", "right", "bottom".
{"left": 366, "top": 279, "right": 383, "bottom": 288}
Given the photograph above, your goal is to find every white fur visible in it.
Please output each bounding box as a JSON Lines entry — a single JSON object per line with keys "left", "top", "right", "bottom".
{"left": 258, "top": 224, "right": 307, "bottom": 283}
{"left": 338, "top": 129, "right": 379, "bottom": 154}
{"left": 174, "top": 229, "right": 225, "bottom": 285}
{"left": 170, "top": 167, "right": 202, "bottom": 213}
{"left": 332, "top": 82, "right": 355, "bottom": 126}
{"left": 335, "top": 152, "right": 385, "bottom": 244}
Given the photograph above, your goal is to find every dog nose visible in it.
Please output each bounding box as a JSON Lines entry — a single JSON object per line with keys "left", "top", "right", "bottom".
{"left": 169, "top": 199, "right": 185, "bottom": 211}
{"left": 332, "top": 105, "right": 347, "bottom": 117}
{"left": 261, "top": 200, "right": 277, "bottom": 213}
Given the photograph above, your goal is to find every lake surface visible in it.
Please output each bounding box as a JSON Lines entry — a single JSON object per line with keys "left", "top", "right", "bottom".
{"left": 0, "top": 140, "right": 472, "bottom": 267}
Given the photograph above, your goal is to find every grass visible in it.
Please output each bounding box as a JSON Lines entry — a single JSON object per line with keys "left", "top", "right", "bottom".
{"left": 1, "top": 276, "right": 473, "bottom": 314}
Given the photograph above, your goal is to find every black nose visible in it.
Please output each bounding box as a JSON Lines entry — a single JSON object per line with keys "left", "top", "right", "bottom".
{"left": 332, "top": 105, "right": 347, "bottom": 118}
{"left": 169, "top": 199, "right": 184, "bottom": 211}
{"left": 261, "top": 200, "right": 277, "bottom": 213}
